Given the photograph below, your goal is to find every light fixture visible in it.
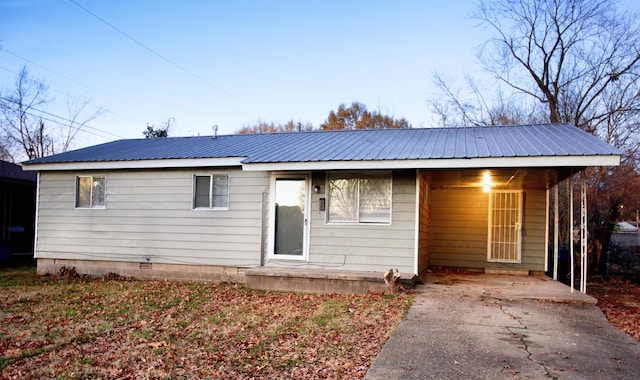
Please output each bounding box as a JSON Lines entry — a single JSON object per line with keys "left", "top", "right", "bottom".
{"left": 314, "top": 185, "right": 321, "bottom": 193}
{"left": 482, "top": 172, "right": 491, "bottom": 192}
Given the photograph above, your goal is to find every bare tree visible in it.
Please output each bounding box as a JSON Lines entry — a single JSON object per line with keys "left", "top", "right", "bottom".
{"left": 429, "top": 0, "right": 640, "bottom": 274}
{"left": 429, "top": 73, "right": 547, "bottom": 127}
{"left": 61, "top": 96, "right": 107, "bottom": 151}
{"left": 474, "top": 0, "right": 640, "bottom": 142}
{"left": 143, "top": 117, "right": 175, "bottom": 138}
{"left": 235, "top": 102, "right": 410, "bottom": 135}
{"left": 0, "top": 66, "right": 50, "bottom": 161}
{"left": 236, "top": 120, "right": 313, "bottom": 134}
{"left": 0, "top": 65, "right": 105, "bottom": 161}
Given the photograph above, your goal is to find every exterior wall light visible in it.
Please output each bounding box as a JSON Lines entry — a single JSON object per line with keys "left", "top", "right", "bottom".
{"left": 482, "top": 172, "right": 491, "bottom": 192}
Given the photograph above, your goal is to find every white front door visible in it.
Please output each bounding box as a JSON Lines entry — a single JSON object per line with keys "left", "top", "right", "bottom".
{"left": 268, "top": 175, "right": 309, "bottom": 260}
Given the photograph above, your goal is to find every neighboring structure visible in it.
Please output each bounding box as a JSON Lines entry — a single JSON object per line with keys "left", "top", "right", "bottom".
{"left": 22, "top": 124, "right": 620, "bottom": 292}
{"left": 611, "top": 222, "right": 640, "bottom": 248}
{"left": 1, "top": 160, "right": 37, "bottom": 262}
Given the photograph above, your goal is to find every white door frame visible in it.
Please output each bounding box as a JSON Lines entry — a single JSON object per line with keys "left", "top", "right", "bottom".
{"left": 267, "top": 173, "right": 311, "bottom": 261}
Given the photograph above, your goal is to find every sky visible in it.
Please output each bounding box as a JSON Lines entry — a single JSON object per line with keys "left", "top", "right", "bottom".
{"left": 1, "top": 0, "right": 636, "bottom": 153}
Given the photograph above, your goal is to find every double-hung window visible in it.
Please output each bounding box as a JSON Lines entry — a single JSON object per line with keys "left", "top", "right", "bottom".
{"left": 75, "top": 175, "right": 106, "bottom": 208}
{"left": 327, "top": 172, "right": 391, "bottom": 224}
{"left": 193, "top": 173, "right": 229, "bottom": 209}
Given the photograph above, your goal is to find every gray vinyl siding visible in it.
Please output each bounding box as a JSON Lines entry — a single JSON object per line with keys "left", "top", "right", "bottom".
{"left": 430, "top": 188, "right": 488, "bottom": 268}
{"left": 417, "top": 172, "right": 430, "bottom": 274}
{"left": 429, "top": 187, "right": 546, "bottom": 271}
{"left": 301, "top": 170, "right": 416, "bottom": 274}
{"left": 35, "top": 168, "right": 269, "bottom": 267}
{"left": 519, "top": 189, "right": 546, "bottom": 271}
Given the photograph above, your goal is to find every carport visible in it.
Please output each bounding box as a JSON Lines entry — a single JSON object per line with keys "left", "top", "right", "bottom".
{"left": 422, "top": 166, "right": 607, "bottom": 295}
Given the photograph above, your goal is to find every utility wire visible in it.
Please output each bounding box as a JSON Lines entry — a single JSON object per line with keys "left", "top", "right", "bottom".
{"left": 0, "top": 51, "right": 149, "bottom": 114}
{"left": 0, "top": 64, "right": 105, "bottom": 115}
{"left": 30, "top": 106, "right": 125, "bottom": 140}
{"left": 8, "top": 109, "right": 117, "bottom": 141}
{"left": 0, "top": 65, "right": 125, "bottom": 141}
{"left": 68, "top": 0, "right": 279, "bottom": 119}
{"left": 0, "top": 95, "right": 125, "bottom": 140}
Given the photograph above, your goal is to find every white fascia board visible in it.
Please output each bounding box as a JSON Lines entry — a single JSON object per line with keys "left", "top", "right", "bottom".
{"left": 241, "top": 155, "right": 620, "bottom": 171}
{"left": 23, "top": 157, "right": 245, "bottom": 171}
{"left": 24, "top": 154, "right": 620, "bottom": 172}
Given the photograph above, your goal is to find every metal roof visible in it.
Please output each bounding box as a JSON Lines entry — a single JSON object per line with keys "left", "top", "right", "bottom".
{"left": 23, "top": 124, "right": 621, "bottom": 169}
{"left": 1, "top": 159, "right": 37, "bottom": 182}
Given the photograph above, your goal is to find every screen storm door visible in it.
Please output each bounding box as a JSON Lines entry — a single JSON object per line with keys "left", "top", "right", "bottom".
{"left": 270, "top": 176, "right": 309, "bottom": 260}
{"left": 488, "top": 190, "right": 523, "bottom": 263}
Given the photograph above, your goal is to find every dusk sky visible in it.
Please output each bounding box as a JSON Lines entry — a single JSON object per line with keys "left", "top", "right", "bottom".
{"left": 1, "top": 0, "right": 638, "bottom": 151}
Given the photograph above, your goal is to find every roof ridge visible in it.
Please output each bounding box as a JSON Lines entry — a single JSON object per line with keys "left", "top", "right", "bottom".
{"left": 121, "top": 123, "right": 573, "bottom": 142}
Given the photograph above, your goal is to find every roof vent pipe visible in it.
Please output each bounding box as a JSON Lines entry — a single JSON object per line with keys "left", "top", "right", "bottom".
{"left": 212, "top": 125, "right": 218, "bottom": 139}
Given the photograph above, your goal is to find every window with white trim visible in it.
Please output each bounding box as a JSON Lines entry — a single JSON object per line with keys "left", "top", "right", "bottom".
{"left": 327, "top": 172, "right": 391, "bottom": 224}
{"left": 193, "top": 173, "right": 229, "bottom": 209}
{"left": 75, "top": 175, "right": 106, "bottom": 208}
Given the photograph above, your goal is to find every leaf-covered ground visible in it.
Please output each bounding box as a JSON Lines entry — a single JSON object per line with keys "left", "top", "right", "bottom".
{"left": 588, "top": 277, "right": 640, "bottom": 341}
{"left": 0, "top": 267, "right": 412, "bottom": 379}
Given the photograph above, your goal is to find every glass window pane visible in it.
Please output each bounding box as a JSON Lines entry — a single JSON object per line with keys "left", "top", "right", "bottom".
{"left": 76, "top": 177, "right": 91, "bottom": 208}
{"left": 212, "top": 174, "right": 229, "bottom": 208}
{"left": 274, "top": 178, "right": 306, "bottom": 255}
{"left": 194, "top": 176, "right": 211, "bottom": 208}
{"left": 359, "top": 174, "right": 391, "bottom": 223}
{"left": 92, "top": 177, "right": 106, "bottom": 207}
{"left": 328, "top": 174, "right": 357, "bottom": 222}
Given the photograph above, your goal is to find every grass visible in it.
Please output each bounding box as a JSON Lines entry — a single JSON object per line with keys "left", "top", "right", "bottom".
{"left": 0, "top": 266, "right": 412, "bottom": 379}
{"left": 0, "top": 266, "right": 41, "bottom": 286}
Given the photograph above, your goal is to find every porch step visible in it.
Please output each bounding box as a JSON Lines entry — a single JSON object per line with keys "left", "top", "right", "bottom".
{"left": 484, "top": 267, "right": 530, "bottom": 276}
{"left": 245, "top": 267, "right": 416, "bottom": 294}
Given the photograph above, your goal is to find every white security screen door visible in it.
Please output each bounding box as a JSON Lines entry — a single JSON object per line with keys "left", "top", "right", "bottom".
{"left": 488, "top": 190, "right": 522, "bottom": 263}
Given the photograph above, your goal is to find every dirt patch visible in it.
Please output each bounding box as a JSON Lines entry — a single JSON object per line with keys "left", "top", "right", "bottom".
{"left": 420, "top": 267, "right": 483, "bottom": 285}
{"left": 588, "top": 277, "right": 640, "bottom": 340}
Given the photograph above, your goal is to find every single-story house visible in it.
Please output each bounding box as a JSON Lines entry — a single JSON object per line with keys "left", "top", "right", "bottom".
{"left": 1, "top": 160, "right": 37, "bottom": 262}
{"left": 22, "top": 124, "right": 621, "bottom": 292}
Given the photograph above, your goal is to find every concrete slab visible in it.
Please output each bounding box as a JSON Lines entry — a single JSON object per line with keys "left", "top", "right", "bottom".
{"left": 365, "top": 274, "right": 640, "bottom": 379}
{"left": 421, "top": 272, "right": 597, "bottom": 304}
{"left": 244, "top": 267, "right": 416, "bottom": 294}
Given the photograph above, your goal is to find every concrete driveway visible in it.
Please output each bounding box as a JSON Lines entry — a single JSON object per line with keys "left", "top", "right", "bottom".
{"left": 365, "top": 273, "right": 640, "bottom": 379}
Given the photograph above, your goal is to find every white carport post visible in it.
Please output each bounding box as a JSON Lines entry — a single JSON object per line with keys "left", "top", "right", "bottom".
{"left": 569, "top": 178, "right": 574, "bottom": 292}
{"left": 545, "top": 189, "right": 550, "bottom": 273}
{"left": 553, "top": 185, "right": 559, "bottom": 281}
{"left": 580, "top": 173, "right": 588, "bottom": 293}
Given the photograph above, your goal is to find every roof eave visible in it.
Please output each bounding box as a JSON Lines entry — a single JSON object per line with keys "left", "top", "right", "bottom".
{"left": 241, "top": 155, "right": 621, "bottom": 171}
{"left": 22, "top": 157, "right": 246, "bottom": 171}
{"left": 21, "top": 154, "right": 621, "bottom": 172}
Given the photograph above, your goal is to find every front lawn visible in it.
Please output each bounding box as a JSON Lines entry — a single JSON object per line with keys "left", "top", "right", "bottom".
{"left": 0, "top": 267, "right": 411, "bottom": 379}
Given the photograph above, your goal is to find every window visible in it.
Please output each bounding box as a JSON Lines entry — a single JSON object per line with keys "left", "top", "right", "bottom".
{"left": 193, "top": 174, "right": 229, "bottom": 209}
{"left": 328, "top": 172, "right": 391, "bottom": 224}
{"left": 75, "top": 175, "right": 106, "bottom": 208}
